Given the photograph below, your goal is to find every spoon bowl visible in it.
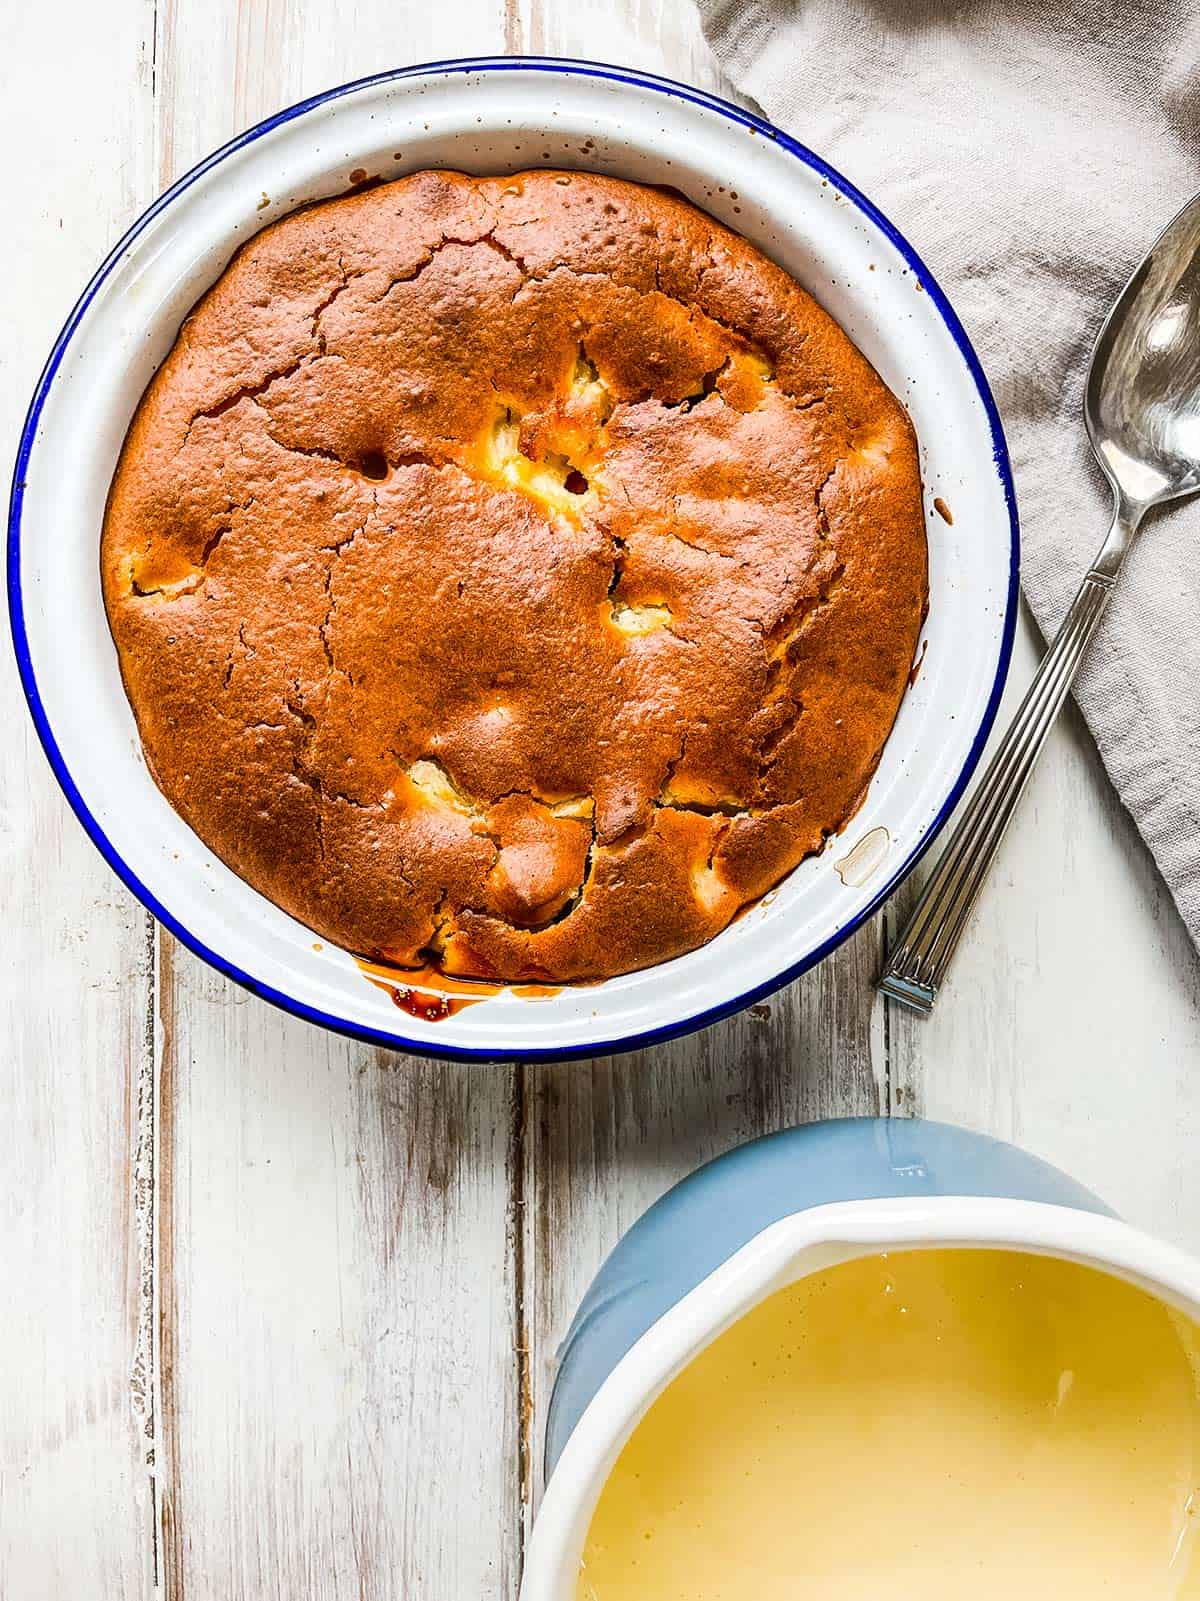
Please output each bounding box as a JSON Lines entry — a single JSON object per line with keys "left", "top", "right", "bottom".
{"left": 1087, "top": 192, "right": 1200, "bottom": 513}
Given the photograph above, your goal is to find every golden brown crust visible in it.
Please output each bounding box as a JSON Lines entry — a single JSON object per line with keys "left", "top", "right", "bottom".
{"left": 102, "top": 169, "right": 927, "bottom": 981}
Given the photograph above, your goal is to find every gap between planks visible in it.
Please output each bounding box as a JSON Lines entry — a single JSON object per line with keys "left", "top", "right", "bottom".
{"left": 132, "top": 922, "right": 182, "bottom": 1596}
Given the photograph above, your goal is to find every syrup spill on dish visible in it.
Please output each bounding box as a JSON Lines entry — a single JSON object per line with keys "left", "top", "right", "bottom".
{"left": 933, "top": 496, "right": 954, "bottom": 524}
{"left": 834, "top": 825, "right": 891, "bottom": 887}
{"left": 354, "top": 957, "right": 562, "bottom": 1020}
{"left": 390, "top": 987, "right": 466, "bottom": 1021}
{"left": 909, "top": 638, "right": 929, "bottom": 686}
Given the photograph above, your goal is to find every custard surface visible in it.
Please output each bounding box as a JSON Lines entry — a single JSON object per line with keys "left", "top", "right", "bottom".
{"left": 579, "top": 1250, "right": 1200, "bottom": 1599}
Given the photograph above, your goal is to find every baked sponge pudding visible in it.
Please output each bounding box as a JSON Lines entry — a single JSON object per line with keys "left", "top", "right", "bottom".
{"left": 102, "top": 170, "right": 927, "bottom": 984}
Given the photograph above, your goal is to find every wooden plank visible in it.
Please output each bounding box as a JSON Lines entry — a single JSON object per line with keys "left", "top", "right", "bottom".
{"left": 156, "top": 939, "right": 521, "bottom": 1599}
{"left": 508, "top": 0, "right": 717, "bottom": 80}
{"left": 149, "top": 4, "right": 521, "bottom": 1598}
{"left": 0, "top": 3, "right": 158, "bottom": 1596}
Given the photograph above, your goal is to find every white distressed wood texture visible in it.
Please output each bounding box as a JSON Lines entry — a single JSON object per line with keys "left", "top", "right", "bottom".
{"left": 3, "top": 3, "right": 1199, "bottom": 1596}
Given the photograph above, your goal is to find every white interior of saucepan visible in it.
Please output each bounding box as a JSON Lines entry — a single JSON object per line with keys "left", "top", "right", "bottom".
{"left": 519, "top": 1198, "right": 1200, "bottom": 1600}
{"left": 12, "top": 62, "right": 1015, "bottom": 1058}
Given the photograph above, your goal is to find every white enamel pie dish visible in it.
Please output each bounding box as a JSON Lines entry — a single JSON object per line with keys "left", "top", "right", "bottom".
{"left": 8, "top": 58, "right": 1018, "bottom": 1062}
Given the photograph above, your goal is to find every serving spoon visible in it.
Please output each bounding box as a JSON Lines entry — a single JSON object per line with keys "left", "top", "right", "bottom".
{"left": 879, "top": 190, "right": 1200, "bottom": 1013}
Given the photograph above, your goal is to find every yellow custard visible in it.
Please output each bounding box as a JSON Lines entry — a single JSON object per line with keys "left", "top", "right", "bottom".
{"left": 577, "top": 1249, "right": 1200, "bottom": 1600}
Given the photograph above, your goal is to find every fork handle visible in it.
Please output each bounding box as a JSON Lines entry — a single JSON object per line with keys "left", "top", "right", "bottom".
{"left": 878, "top": 568, "right": 1115, "bottom": 1013}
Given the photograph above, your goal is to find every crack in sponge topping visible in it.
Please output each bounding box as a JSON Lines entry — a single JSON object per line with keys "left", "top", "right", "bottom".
{"left": 101, "top": 169, "right": 927, "bottom": 982}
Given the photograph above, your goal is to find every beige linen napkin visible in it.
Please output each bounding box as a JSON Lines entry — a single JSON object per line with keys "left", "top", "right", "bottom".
{"left": 697, "top": 0, "right": 1200, "bottom": 949}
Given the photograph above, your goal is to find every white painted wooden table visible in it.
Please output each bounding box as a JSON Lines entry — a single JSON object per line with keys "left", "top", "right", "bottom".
{"left": 4, "top": 4, "right": 1199, "bottom": 1596}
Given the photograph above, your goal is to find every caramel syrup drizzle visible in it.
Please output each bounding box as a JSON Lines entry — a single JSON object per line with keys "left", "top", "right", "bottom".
{"left": 354, "top": 957, "right": 562, "bottom": 1022}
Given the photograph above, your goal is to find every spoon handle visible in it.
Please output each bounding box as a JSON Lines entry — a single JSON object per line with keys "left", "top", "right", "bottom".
{"left": 878, "top": 568, "right": 1115, "bottom": 1013}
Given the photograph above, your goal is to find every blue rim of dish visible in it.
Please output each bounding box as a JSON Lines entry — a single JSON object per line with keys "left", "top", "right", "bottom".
{"left": 8, "top": 55, "right": 1019, "bottom": 1065}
